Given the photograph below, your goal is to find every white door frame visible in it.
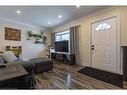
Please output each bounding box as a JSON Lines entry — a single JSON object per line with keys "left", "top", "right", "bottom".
{"left": 90, "top": 16, "right": 121, "bottom": 74}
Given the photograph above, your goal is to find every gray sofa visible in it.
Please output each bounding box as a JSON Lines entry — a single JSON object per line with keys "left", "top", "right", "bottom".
{"left": 15, "top": 57, "right": 53, "bottom": 74}
{"left": 0, "top": 55, "right": 53, "bottom": 89}
{"left": 0, "top": 55, "right": 53, "bottom": 74}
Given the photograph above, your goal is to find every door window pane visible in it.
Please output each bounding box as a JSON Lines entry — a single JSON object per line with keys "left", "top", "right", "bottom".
{"left": 95, "top": 23, "right": 111, "bottom": 31}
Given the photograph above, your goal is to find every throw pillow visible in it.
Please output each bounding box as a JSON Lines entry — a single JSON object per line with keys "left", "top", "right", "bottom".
{"left": 0, "top": 55, "right": 4, "bottom": 64}
{"left": 2, "top": 51, "right": 18, "bottom": 63}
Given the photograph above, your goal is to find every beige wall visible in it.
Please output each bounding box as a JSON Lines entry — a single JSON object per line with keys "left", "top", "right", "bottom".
{"left": 52, "top": 7, "right": 126, "bottom": 70}
{"left": 0, "top": 20, "right": 51, "bottom": 60}
{"left": 120, "top": 7, "right": 127, "bottom": 46}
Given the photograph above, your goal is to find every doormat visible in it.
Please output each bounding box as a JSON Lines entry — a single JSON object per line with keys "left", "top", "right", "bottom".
{"left": 78, "top": 67, "right": 123, "bottom": 88}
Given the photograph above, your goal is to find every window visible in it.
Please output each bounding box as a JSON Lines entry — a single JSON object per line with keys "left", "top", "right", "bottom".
{"left": 62, "top": 33, "right": 69, "bottom": 40}
{"left": 55, "top": 35, "right": 61, "bottom": 41}
{"left": 95, "top": 23, "right": 111, "bottom": 31}
{"left": 55, "top": 30, "right": 70, "bottom": 42}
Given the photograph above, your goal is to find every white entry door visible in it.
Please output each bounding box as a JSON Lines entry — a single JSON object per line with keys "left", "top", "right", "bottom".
{"left": 91, "top": 17, "right": 117, "bottom": 73}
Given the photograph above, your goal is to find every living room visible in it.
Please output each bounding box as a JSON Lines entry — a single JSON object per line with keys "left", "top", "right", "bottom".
{"left": 0, "top": 5, "right": 127, "bottom": 90}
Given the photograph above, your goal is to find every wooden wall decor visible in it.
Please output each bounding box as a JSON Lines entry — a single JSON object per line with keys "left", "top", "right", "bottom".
{"left": 5, "top": 27, "right": 21, "bottom": 41}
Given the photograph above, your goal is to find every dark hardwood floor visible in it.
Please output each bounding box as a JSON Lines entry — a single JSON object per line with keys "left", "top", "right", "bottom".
{"left": 35, "top": 61, "right": 127, "bottom": 89}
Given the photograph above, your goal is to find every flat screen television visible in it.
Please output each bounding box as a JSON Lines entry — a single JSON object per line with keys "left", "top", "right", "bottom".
{"left": 55, "top": 41, "right": 69, "bottom": 52}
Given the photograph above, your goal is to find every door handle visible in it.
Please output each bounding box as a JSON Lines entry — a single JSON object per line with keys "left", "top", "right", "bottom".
{"left": 91, "top": 45, "right": 94, "bottom": 50}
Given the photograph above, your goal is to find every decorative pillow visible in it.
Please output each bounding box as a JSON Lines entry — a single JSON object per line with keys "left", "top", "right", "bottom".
{"left": 2, "top": 51, "right": 18, "bottom": 63}
{"left": 0, "top": 55, "right": 4, "bottom": 64}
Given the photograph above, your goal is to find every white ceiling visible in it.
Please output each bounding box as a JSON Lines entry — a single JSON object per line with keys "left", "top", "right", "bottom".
{"left": 0, "top": 6, "right": 108, "bottom": 30}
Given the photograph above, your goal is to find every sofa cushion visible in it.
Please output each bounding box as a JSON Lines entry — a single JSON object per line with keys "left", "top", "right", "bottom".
{"left": 0, "top": 55, "right": 4, "bottom": 64}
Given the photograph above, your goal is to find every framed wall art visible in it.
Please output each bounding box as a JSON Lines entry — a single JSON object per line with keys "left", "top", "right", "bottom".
{"left": 5, "top": 27, "right": 21, "bottom": 41}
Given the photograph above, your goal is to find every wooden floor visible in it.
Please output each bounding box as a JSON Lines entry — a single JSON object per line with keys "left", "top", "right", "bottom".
{"left": 35, "top": 61, "right": 126, "bottom": 89}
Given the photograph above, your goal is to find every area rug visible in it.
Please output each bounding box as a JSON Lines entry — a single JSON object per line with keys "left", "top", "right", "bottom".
{"left": 78, "top": 67, "right": 123, "bottom": 88}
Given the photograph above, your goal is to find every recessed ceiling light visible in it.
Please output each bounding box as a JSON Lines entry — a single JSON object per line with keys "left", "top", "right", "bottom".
{"left": 16, "top": 10, "right": 21, "bottom": 14}
{"left": 58, "top": 15, "right": 62, "bottom": 19}
{"left": 48, "top": 21, "right": 52, "bottom": 24}
{"left": 76, "top": 5, "right": 80, "bottom": 8}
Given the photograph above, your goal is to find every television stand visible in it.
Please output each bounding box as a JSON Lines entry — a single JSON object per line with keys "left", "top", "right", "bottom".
{"left": 51, "top": 52, "right": 75, "bottom": 65}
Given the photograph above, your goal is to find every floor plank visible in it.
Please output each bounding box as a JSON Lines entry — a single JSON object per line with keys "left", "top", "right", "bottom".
{"left": 35, "top": 61, "right": 126, "bottom": 89}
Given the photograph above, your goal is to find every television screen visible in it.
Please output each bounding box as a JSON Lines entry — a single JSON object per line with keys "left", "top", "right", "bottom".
{"left": 55, "top": 41, "right": 68, "bottom": 52}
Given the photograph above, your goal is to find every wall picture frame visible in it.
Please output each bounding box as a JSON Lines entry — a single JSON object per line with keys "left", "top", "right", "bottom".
{"left": 5, "top": 27, "right": 21, "bottom": 41}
